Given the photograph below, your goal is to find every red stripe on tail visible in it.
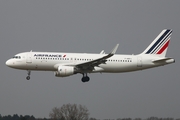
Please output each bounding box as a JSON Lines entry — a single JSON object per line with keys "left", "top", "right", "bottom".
{"left": 157, "top": 40, "right": 170, "bottom": 54}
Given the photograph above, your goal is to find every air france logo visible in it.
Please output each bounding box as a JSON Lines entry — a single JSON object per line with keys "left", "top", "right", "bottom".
{"left": 34, "top": 54, "right": 65, "bottom": 58}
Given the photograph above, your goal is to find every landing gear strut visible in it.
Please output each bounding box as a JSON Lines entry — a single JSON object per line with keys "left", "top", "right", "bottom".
{"left": 81, "top": 73, "right": 90, "bottom": 83}
{"left": 26, "top": 70, "right": 31, "bottom": 80}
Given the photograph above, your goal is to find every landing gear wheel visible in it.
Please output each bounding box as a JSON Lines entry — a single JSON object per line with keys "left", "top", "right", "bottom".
{"left": 81, "top": 73, "right": 90, "bottom": 82}
{"left": 85, "top": 76, "right": 90, "bottom": 82}
{"left": 81, "top": 77, "right": 86, "bottom": 83}
{"left": 26, "top": 76, "right": 30, "bottom": 80}
{"left": 26, "top": 70, "right": 31, "bottom": 80}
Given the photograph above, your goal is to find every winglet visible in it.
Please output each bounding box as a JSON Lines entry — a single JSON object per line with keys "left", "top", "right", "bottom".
{"left": 110, "top": 44, "right": 119, "bottom": 55}
{"left": 100, "top": 50, "right": 105, "bottom": 54}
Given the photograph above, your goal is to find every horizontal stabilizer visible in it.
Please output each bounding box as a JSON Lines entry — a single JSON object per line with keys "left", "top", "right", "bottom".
{"left": 152, "top": 57, "right": 175, "bottom": 63}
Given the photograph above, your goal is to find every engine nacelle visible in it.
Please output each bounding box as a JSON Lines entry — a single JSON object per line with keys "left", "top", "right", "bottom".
{"left": 54, "top": 66, "right": 75, "bottom": 77}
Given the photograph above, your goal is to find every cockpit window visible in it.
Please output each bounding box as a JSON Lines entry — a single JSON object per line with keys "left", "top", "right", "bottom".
{"left": 12, "top": 56, "right": 21, "bottom": 59}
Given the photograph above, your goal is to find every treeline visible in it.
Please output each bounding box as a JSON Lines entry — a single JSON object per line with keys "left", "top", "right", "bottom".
{"left": 0, "top": 115, "right": 180, "bottom": 120}
{"left": 90, "top": 118, "right": 180, "bottom": 120}
{"left": 0, "top": 114, "right": 49, "bottom": 120}
{"left": 116, "top": 117, "right": 180, "bottom": 120}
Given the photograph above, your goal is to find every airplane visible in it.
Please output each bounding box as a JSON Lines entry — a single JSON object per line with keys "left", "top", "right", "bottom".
{"left": 6, "top": 29, "right": 175, "bottom": 82}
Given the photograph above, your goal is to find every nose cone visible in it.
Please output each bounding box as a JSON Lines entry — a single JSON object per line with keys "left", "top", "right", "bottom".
{"left": 6, "top": 59, "right": 13, "bottom": 67}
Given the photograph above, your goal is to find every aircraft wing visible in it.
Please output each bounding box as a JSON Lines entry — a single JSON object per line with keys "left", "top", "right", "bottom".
{"left": 75, "top": 44, "right": 119, "bottom": 71}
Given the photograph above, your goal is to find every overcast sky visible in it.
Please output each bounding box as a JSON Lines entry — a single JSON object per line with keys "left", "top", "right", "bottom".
{"left": 0, "top": 0, "right": 180, "bottom": 119}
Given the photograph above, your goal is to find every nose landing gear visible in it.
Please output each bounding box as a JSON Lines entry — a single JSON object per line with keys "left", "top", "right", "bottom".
{"left": 26, "top": 70, "right": 31, "bottom": 80}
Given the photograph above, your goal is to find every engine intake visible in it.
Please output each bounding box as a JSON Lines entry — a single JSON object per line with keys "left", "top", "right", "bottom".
{"left": 54, "top": 66, "right": 75, "bottom": 77}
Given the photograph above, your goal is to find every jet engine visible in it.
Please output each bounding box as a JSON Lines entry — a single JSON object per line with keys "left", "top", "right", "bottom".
{"left": 54, "top": 66, "right": 75, "bottom": 77}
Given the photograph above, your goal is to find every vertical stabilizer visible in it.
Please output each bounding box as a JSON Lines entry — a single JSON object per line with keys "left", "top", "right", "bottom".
{"left": 141, "top": 29, "right": 172, "bottom": 57}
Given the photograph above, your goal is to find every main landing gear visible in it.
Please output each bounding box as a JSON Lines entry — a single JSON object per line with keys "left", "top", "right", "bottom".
{"left": 26, "top": 70, "right": 31, "bottom": 80}
{"left": 81, "top": 73, "right": 90, "bottom": 83}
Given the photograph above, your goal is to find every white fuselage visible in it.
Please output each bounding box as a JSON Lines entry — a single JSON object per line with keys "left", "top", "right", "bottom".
{"left": 6, "top": 51, "right": 175, "bottom": 73}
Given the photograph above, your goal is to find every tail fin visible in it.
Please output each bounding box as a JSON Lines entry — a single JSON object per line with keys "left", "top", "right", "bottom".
{"left": 141, "top": 29, "right": 172, "bottom": 57}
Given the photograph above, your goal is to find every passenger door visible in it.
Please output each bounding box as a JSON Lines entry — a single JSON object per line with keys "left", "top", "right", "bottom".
{"left": 26, "top": 52, "right": 32, "bottom": 63}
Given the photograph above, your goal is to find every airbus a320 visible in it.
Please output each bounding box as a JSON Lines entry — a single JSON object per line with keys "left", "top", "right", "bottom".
{"left": 6, "top": 29, "right": 175, "bottom": 82}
